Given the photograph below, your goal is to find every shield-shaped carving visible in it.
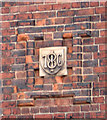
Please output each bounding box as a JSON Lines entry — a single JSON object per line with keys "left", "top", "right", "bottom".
{"left": 39, "top": 47, "right": 67, "bottom": 77}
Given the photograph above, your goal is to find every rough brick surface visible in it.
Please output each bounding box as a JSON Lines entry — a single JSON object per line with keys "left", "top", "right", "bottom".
{"left": 0, "top": 1, "right": 106, "bottom": 119}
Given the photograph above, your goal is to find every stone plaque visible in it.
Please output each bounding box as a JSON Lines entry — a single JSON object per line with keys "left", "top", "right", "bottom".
{"left": 39, "top": 47, "right": 67, "bottom": 77}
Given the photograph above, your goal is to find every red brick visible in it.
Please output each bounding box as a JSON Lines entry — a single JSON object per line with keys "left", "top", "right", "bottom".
{"left": 90, "top": 2, "right": 99, "bottom": 7}
{"left": 3, "top": 108, "right": 11, "bottom": 115}
{"left": 2, "top": 72, "right": 15, "bottom": 79}
{"left": 76, "top": 8, "right": 94, "bottom": 16}
{"left": 2, "top": 29, "right": 15, "bottom": 36}
{"left": 93, "top": 97, "right": 104, "bottom": 103}
{"left": 72, "top": 2, "right": 81, "bottom": 8}
{"left": 35, "top": 114, "right": 52, "bottom": 119}
{"left": 95, "top": 7, "right": 106, "bottom": 14}
{"left": 2, "top": 101, "right": 16, "bottom": 108}
{"left": 17, "top": 34, "right": 29, "bottom": 42}
{"left": 54, "top": 113, "right": 65, "bottom": 118}
{"left": 16, "top": 42, "right": 26, "bottom": 49}
{"left": 94, "top": 66, "right": 107, "bottom": 73}
{"left": 38, "top": 4, "right": 52, "bottom": 11}
{"left": 99, "top": 44, "right": 107, "bottom": 51}
{"left": 36, "top": 19, "right": 46, "bottom": 26}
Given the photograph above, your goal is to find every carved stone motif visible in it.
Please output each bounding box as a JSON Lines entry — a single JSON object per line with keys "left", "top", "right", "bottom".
{"left": 39, "top": 47, "right": 67, "bottom": 77}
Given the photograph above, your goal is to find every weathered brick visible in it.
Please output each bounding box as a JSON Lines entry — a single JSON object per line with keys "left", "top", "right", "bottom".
{"left": 17, "top": 100, "right": 34, "bottom": 107}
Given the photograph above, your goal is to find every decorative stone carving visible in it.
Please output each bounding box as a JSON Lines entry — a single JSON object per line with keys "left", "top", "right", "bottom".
{"left": 39, "top": 47, "right": 67, "bottom": 77}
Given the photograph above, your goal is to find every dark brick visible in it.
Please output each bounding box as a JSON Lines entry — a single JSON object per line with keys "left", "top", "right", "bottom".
{"left": 12, "top": 65, "right": 25, "bottom": 71}
{"left": 81, "top": 2, "right": 89, "bottom": 8}
{"left": 18, "top": 20, "right": 35, "bottom": 26}
{"left": 83, "top": 46, "right": 98, "bottom": 52}
{"left": 16, "top": 58, "right": 25, "bottom": 64}
{"left": 11, "top": 50, "right": 25, "bottom": 57}
{"left": 83, "top": 60, "right": 98, "bottom": 67}
{"left": 74, "top": 16, "right": 90, "bottom": 22}
{"left": 2, "top": 87, "right": 14, "bottom": 94}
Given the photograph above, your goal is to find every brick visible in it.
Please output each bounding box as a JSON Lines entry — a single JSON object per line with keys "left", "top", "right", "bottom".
{"left": 95, "top": 37, "right": 106, "bottom": 44}
{"left": 12, "top": 64, "right": 25, "bottom": 71}
{"left": 26, "top": 63, "right": 39, "bottom": 70}
{"left": 94, "top": 66, "right": 107, "bottom": 73}
{"left": 35, "top": 99, "right": 54, "bottom": 106}
{"left": 44, "top": 33, "right": 53, "bottom": 41}
{"left": 83, "top": 75, "right": 98, "bottom": 82}
{"left": 100, "top": 30, "right": 107, "bottom": 36}
{"left": 81, "top": 2, "right": 89, "bottom": 8}
{"left": 63, "top": 76, "right": 82, "bottom": 83}
{"left": 16, "top": 71, "right": 26, "bottom": 79}
{"left": 93, "top": 97, "right": 104, "bottom": 103}
{"left": 11, "top": 50, "right": 25, "bottom": 57}
{"left": 54, "top": 113, "right": 65, "bottom": 118}
{"left": 63, "top": 33, "right": 73, "bottom": 39}
{"left": 38, "top": 4, "right": 52, "bottom": 11}
{"left": 92, "top": 22, "right": 105, "bottom": 29}
{"left": 2, "top": 72, "right": 15, "bottom": 79}
{"left": 17, "top": 100, "right": 34, "bottom": 107}
{"left": 83, "top": 46, "right": 98, "bottom": 52}
{"left": 100, "top": 59, "right": 107, "bottom": 66}
{"left": 81, "top": 105, "right": 90, "bottom": 111}
{"left": 2, "top": 29, "right": 15, "bottom": 36}
{"left": 1, "top": 7, "right": 10, "bottom": 14}
{"left": 12, "top": 108, "right": 20, "bottom": 115}
{"left": 99, "top": 44, "right": 107, "bottom": 51}
{"left": 16, "top": 57, "right": 25, "bottom": 64}
{"left": 33, "top": 12, "right": 56, "bottom": 19}
{"left": 58, "top": 106, "right": 70, "bottom": 112}
{"left": 65, "top": 23, "right": 91, "bottom": 30}
{"left": 27, "top": 49, "right": 35, "bottom": 55}
{"left": 93, "top": 81, "right": 106, "bottom": 89}
{"left": 76, "top": 8, "right": 94, "bottom": 16}
{"left": 90, "top": 104, "right": 99, "bottom": 111}
{"left": 22, "top": 108, "right": 29, "bottom": 114}
{"left": 15, "top": 13, "right": 33, "bottom": 20}
{"left": 3, "top": 94, "right": 12, "bottom": 100}
{"left": 16, "top": 42, "right": 26, "bottom": 49}
{"left": 2, "top": 58, "right": 14, "bottom": 65}
{"left": 90, "top": 2, "right": 99, "bottom": 7}
{"left": 35, "top": 78, "right": 43, "bottom": 85}
{"left": 83, "top": 38, "right": 93, "bottom": 45}
{"left": 67, "top": 61, "right": 82, "bottom": 67}
{"left": 95, "top": 7, "right": 106, "bottom": 14}
{"left": 73, "top": 97, "right": 91, "bottom": 104}
{"left": 54, "top": 98, "right": 72, "bottom": 106}
{"left": 17, "top": 93, "right": 25, "bottom": 99}
{"left": 74, "top": 16, "right": 90, "bottom": 22}
{"left": 17, "top": 34, "right": 29, "bottom": 42}
{"left": 2, "top": 101, "right": 16, "bottom": 108}
{"left": 83, "top": 68, "right": 93, "bottom": 74}
{"left": 83, "top": 60, "right": 98, "bottom": 67}
{"left": 2, "top": 22, "right": 10, "bottom": 28}
{"left": 46, "top": 18, "right": 55, "bottom": 25}
{"left": 90, "top": 15, "right": 100, "bottom": 21}
{"left": 72, "top": 2, "right": 81, "bottom": 8}
{"left": 31, "top": 108, "right": 39, "bottom": 114}
{"left": 40, "top": 107, "right": 50, "bottom": 113}
{"left": 36, "top": 19, "right": 46, "bottom": 26}
{"left": 101, "top": 14, "right": 107, "bottom": 21}
{"left": 18, "top": 20, "right": 35, "bottom": 26}
{"left": 28, "top": 5, "right": 37, "bottom": 12}
{"left": 57, "top": 10, "right": 74, "bottom": 17}
{"left": 35, "top": 114, "right": 52, "bottom": 119}
{"left": 67, "top": 113, "right": 84, "bottom": 119}
{"left": 3, "top": 108, "right": 11, "bottom": 115}
{"left": 2, "top": 87, "right": 14, "bottom": 94}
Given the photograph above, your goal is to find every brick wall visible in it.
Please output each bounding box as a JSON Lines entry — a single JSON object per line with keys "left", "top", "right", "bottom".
{"left": 0, "top": 1, "right": 107, "bottom": 119}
